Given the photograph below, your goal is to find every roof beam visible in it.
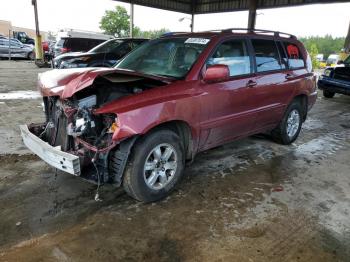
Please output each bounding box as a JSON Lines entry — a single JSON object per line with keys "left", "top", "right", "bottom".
{"left": 114, "top": 0, "right": 350, "bottom": 15}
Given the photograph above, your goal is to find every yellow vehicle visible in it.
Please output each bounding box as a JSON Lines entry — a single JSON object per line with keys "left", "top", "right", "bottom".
{"left": 319, "top": 60, "right": 327, "bottom": 68}
{"left": 339, "top": 50, "right": 350, "bottom": 62}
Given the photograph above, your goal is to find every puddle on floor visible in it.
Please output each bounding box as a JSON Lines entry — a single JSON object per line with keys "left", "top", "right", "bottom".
{"left": 0, "top": 91, "right": 41, "bottom": 100}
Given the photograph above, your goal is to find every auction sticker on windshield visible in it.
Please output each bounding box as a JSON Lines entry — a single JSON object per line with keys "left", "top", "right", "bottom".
{"left": 185, "top": 38, "right": 210, "bottom": 45}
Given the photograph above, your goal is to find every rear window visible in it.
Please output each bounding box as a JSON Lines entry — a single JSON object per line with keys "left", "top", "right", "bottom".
{"left": 58, "top": 38, "right": 105, "bottom": 52}
{"left": 283, "top": 42, "right": 305, "bottom": 69}
{"left": 56, "top": 39, "right": 65, "bottom": 47}
{"left": 251, "top": 39, "right": 283, "bottom": 72}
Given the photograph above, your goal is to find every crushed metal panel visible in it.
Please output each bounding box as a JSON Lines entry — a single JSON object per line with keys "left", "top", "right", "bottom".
{"left": 19, "top": 125, "right": 81, "bottom": 176}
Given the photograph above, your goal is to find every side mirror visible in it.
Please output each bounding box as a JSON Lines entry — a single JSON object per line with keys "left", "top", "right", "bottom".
{"left": 337, "top": 60, "right": 344, "bottom": 65}
{"left": 203, "top": 64, "right": 230, "bottom": 83}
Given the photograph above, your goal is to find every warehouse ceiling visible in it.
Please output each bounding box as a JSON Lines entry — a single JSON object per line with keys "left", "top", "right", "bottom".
{"left": 115, "top": 0, "right": 350, "bottom": 14}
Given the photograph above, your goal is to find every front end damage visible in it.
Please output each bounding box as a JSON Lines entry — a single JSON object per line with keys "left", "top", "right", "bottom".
{"left": 21, "top": 68, "right": 168, "bottom": 185}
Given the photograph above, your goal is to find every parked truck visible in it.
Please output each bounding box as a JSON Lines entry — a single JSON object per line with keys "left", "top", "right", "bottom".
{"left": 13, "top": 31, "right": 35, "bottom": 45}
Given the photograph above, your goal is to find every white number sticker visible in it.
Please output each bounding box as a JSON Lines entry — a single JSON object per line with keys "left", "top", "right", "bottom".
{"left": 185, "top": 38, "right": 210, "bottom": 45}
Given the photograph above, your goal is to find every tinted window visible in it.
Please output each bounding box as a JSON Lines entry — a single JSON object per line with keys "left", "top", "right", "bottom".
{"left": 56, "top": 39, "right": 65, "bottom": 47}
{"left": 283, "top": 42, "right": 305, "bottom": 68}
{"left": 252, "top": 39, "right": 282, "bottom": 72}
{"left": 208, "top": 39, "right": 251, "bottom": 76}
{"left": 89, "top": 39, "right": 123, "bottom": 53}
{"left": 10, "top": 40, "right": 22, "bottom": 47}
{"left": 114, "top": 42, "right": 133, "bottom": 58}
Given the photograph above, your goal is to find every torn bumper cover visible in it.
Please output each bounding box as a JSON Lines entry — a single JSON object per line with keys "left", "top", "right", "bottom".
{"left": 19, "top": 125, "right": 81, "bottom": 175}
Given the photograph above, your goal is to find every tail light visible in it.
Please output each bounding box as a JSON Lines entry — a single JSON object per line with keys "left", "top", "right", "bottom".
{"left": 60, "top": 47, "right": 71, "bottom": 53}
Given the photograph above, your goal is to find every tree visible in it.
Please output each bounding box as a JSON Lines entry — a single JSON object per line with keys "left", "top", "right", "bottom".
{"left": 309, "top": 43, "right": 319, "bottom": 69}
{"left": 299, "top": 35, "right": 346, "bottom": 59}
{"left": 134, "top": 27, "right": 170, "bottom": 39}
{"left": 100, "top": 6, "right": 130, "bottom": 37}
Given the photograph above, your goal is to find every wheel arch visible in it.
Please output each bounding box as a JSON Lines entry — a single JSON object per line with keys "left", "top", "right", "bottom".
{"left": 293, "top": 94, "right": 308, "bottom": 122}
{"left": 141, "top": 120, "right": 194, "bottom": 161}
{"left": 109, "top": 120, "right": 194, "bottom": 187}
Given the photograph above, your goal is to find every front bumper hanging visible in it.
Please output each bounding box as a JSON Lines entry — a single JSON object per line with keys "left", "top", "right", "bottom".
{"left": 19, "top": 125, "right": 81, "bottom": 175}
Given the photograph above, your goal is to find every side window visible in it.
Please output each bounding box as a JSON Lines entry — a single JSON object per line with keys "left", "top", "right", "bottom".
{"left": 283, "top": 42, "right": 305, "bottom": 69}
{"left": 207, "top": 39, "right": 251, "bottom": 77}
{"left": 276, "top": 41, "right": 288, "bottom": 69}
{"left": 132, "top": 40, "right": 144, "bottom": 49}
{"left": 116, "top": 43, "right": 133, "bottom": 58}
{"left": 10, "top": 40, "right": 21, "bottom": 47}
{"left": 251, "top": 39, "right": 282, "bottom": 72}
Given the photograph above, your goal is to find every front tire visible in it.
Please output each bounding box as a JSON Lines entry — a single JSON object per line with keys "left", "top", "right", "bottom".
{"left": 123, "top": 130, "right": 185, "bottom": 202}
{"left": 271, "top": 101, "right": 303, "bottom": 145}
{"left": 28, "top": 52, "right": 35, "bottom": 60}
{"left": 323, "top": 90, "right": 335, "bottom": 98}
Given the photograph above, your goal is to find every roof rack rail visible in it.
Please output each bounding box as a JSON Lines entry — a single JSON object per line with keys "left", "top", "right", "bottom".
{"left": 218, "top": 28, "right": 296, "bottom": 39}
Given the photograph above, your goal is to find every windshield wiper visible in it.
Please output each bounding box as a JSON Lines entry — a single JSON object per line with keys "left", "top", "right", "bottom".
{"left": 154, "top": 73, "right": 181, "bottom": 80}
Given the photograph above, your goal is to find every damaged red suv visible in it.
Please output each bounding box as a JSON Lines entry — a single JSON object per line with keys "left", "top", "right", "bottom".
{"left": 20, "top": 29, "right": 317, "bottom": 202}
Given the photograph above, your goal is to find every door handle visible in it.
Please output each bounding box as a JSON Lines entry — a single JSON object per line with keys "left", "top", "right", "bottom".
{"left": 285, "top": 73, "right": 293, "bottom": 80}
{"left": 246, "top": 80, "right": 257, "bottom": 88}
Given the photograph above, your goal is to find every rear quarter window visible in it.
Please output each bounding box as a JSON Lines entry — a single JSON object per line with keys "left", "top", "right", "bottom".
{"left": 283, "top": 42, "right": 305, "bottom": 69}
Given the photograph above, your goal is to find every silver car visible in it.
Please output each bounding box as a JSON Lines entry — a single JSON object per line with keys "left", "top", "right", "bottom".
{"left": 0, "top": 38, "right": 35, "bottom": 59}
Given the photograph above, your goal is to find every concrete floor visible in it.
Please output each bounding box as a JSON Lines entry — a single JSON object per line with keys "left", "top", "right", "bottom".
{"left": 0, "top": 61, "right": 349, "bottom": 262}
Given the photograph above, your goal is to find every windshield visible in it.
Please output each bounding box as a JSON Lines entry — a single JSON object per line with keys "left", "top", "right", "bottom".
{"left": 89, "top": 39, "right": 123, "bottom": 53}
{"left": 116, "top": 37, "right": 210, "bottom": 78}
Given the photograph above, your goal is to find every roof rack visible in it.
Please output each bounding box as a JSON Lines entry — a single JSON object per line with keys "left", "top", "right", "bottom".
{"left": 219, "top": 28, "right": 296, "bottom": 39}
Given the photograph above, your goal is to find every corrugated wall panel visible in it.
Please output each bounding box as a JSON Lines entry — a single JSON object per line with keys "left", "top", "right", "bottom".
{"left": 195, "top": 0, "right": 249, "bottom": 13}
{"left": 115, "top": 0, "right": 350, "bottom": 14}
{"left": 117, "top": 0, "right": 192, "bottom": 13}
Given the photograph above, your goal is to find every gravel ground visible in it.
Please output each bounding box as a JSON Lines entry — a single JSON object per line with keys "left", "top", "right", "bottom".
{"left": 0, "top": 61, "right": 349, "bottom": 261}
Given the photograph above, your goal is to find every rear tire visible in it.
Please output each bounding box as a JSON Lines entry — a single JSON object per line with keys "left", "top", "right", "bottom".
{"left": 323, "top": 90, "right": 335, "bottom": 98}
{"left": 271, "top": 100, "right": 303, "bottom": 145}
{"left": 123, "top": 129, "right": 185, "bottom": 202}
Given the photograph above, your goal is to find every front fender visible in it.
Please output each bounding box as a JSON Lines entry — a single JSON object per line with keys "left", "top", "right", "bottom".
{"left": 116, "top": 102, "right": 200, "bottom": 141}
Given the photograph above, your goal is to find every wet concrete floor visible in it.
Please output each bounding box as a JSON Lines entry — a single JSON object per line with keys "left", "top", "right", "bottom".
{"left": 0, "top": 61, "right": 349, "bottom": 261}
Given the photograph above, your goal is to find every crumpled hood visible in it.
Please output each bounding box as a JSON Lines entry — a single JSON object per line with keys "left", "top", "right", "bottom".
{"left": 38, "top": 67, "right": 171, "bottom": 99}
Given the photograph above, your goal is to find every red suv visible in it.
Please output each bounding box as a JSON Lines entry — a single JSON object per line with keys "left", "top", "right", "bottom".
{"left": 20, "top": 29, "right": 317, "bottom": 202}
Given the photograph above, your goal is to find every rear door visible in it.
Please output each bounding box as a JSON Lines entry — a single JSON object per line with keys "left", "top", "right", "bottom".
{"left": 249, "top": 38, "right": 295, "bottom": 130}
{"left": 199, "top": 38, "right": 258, "bottom": 150}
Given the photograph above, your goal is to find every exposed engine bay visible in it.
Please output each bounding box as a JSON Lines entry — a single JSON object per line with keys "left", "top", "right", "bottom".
{"left": 28, "top": 73, "right": 167, "bottom": 184}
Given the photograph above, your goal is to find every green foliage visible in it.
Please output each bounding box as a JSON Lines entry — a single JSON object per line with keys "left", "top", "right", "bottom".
{"left": 100, "top": 6, "right": 130, "bottom": 37}
{"left": 309, "top": 43, "right": 319, "bottom": 69}
{"left": 134, "top": 27, "right": 170, "bottom": 39}
{"left": 100, "top": 6, "right": 169, "bottom": 39}
{"left": 299, "top": 35, "right": 345, "bottom": 60}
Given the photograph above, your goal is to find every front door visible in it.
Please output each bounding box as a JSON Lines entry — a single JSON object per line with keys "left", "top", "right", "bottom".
{"left": 198, "top": 38, "right": 257, "bottom": 150}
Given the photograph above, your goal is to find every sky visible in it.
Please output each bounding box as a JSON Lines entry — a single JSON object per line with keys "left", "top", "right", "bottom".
{"left": 0, "top": 0, "right": 349, "bottom": 38}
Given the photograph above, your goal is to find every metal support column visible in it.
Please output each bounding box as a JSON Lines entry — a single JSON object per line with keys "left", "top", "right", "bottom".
{"left": 8, "top": 30, "right": 11, "bottom": 60}
{"left": 130, "top": 4, "right": 134, "bottom": 38}
{"left": 248, "top": 0, "right": 257, "bottom": 30}
{"left": 31, "top": 0, "right": 43, "bottom": 61}
{"left": 190, "top": 14, "right": 194, "bottom": 32}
